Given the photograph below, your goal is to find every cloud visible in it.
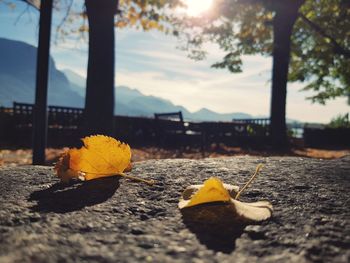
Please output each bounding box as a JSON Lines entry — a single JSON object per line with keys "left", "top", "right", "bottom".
{"left": 286, "top": 82, "right": 349, "bottom": 123}
{"left": 115, "top": 68, "right": 271, "bottom": 115}
{"left": 117, "top": 37, "right": 272, "bottom": 84}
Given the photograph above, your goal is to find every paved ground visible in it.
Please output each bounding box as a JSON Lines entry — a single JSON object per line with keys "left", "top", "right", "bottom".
{"left": 1, "top": 146, "right": 349, "bottom": 167}
{"left": 0, "top": 156, "right": 349, "bottom": 262}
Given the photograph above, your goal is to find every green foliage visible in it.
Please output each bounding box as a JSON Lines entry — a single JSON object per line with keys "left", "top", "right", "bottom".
{"left": 13, "top": 0, "right": 350, "bottom": 105}
{"left": 173, "top": 0, "right": 273, "bottom": 67}
{"left": 246, "top": 124, "right": 267, "bottom": 136}
{"left": 115, "top": 0, "right": 182, "bottom": 32}
{"left": 13, "top": 0, "right": 183, "bottom": 37}
{"left": 174, "top": 0, "right": 350, "bottom": 104}
{"left": 328, "top": 113, "right": 350, "bottom": 128}
{"left": 211, "top": 51, "right": 242, "bottom": 73}
{"left": 290, "top": 0, "right": 350, "bottom": 104}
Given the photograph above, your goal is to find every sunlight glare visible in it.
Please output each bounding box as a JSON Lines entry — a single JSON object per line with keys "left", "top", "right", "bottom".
{"left": 183, "top": 0, "right": 213, "bottom": 16}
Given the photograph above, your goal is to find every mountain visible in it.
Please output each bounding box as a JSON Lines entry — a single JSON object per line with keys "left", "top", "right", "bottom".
{"left": 62, "top": 69, "right": 85, "bottom": 88}
{"left": 0, "top": 37, "right": 254, "bottom": 121}
{"left": 0, "top": 37, "right": 83, "bottom": 107}
{"left": 189, "top": 108, "right": 251, "bottom": 122}
{"left": 62, "top": 70, "right": 252, "bottom": 120}
{"left": 61, "top": 69, "right": 85, "bottom": 97}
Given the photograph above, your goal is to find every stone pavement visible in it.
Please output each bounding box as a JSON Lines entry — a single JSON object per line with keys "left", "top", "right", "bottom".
{"left": 0, "top": 156, "right": 349, "bottom": 262}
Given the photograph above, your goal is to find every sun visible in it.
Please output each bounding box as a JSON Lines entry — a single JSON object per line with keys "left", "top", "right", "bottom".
{"left": 182, "top": 0, "right": 213, "bottom": 17}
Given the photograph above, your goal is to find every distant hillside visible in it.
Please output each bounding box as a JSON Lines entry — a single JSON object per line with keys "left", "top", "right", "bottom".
{"left": 63, "top": 69, "right": 253, "bottom": 121}
{"left": 189, "top": 108, "right": 251, "bottom": 122}
{"left": 62, "top": 69, "right": 188, "bottom": 117}
{"left": 0, "top": 37, "right": 255, "bottom": 121}
{"left": 0, "top": 38, "right": 83, "bottom": 107}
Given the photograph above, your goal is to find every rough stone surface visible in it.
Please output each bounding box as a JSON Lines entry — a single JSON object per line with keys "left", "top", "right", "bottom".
{"left": 0, "top": 156, "right": 349, "bottom": 262}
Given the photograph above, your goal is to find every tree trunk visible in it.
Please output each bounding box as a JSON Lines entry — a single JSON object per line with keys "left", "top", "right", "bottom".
{"left": 270, "top": 1, "right": 304, "bottom": 150}
{"left": 84, "top": 0, "right": 118, "bottom": 136}
{"left": 32, "top": 0, "right": 53, "bottom": 164}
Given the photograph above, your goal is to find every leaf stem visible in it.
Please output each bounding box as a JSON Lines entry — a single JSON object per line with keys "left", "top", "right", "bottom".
{"left": 78, "top": 170, "right": 155, "bottom": 185}
{"left": 118, "top": 173, "right": 155, "bottom": 186}
{"left": 235, "top": 164, "right": 264, "bottom": 200}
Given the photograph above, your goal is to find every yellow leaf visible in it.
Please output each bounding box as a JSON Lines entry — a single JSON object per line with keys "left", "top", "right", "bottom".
{"left": 55, "top": 135, "right": 131, "bottom": 182}
{"left": 78, "top": 25, "right": 89, "bottom": 32}
{"left": 70, "top": 135, "right": 131, "bottom": 180}
{"left": 178, "top": 165, "right": 273, "bottom": 223}
{"left": 186, "top": 177, "right": 231, "bottom": 207}
{"left": 128, "top": 12, "right": 139, "bottom": 25}
{"left": 115, "top": 21, "right": 128, "bottom": 28}
{"left": 141, "top": 19, "right": 148, "bottom": 29}
{"left": 148, "top": 20, "right": 159, "bottom": 29}
{"left": 55, "top": 135, "right": 154, "bottom": 185}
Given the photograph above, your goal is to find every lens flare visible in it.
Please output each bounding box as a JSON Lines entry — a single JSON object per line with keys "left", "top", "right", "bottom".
{"left": 183, "top": 0, "right": 213, "bottom": 16}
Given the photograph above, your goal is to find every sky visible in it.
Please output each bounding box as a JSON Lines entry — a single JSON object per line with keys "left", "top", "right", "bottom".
{"left": 0, "top": 0, "right": 349, "bottom": 123}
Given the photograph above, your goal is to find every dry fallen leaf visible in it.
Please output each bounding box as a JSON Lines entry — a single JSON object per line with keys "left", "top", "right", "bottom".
{"left": 55, "top": 135, "right": 153, "bottom": 185}
{"left": 69, "top": 135, "right": 131, "bottom": 180}
{"left": 178, "top": 165, "right": 273, "bottom": 223}
{"left": 180, "top": 177, "right": 235, "bottom": 208}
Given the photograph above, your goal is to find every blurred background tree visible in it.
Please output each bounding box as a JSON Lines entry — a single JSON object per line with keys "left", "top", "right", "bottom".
{"left": 64, "top": 0, "right": 181, "bottom": 135}
{"left": 7, "top": 0, "right": 181, "bottom": 136}
{"left": 3, "top": 0, "right": 349, "bottom": 151}
{"left": 290, "top": 0, "right": 350, "bottom": 104}
{"left": 173, "top": 0, "right": 350, "bottom": 149}
{"left": 328, "top": 113, "right": 350, "bottom": 128}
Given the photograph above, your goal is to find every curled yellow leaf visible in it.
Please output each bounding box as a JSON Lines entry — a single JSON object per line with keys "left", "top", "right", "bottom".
{"left": 186, "top": 177, "right": 231, "bottom": 207}
{"left": 179, "top": 169, "right": 273, "bottom": 223}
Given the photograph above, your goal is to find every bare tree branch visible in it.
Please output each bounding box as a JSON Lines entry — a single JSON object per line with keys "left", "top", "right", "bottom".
{"left": 14, "top": 4, "right": 30, "bottom": 24}
{"left": 54, "top": 0, "right": 73, "bottom": 43}
{"left": 19, "top": 0, "right": 40, "bottom": 10}
{"left": 299, "top": 12, "right": 350, "bottom": 59}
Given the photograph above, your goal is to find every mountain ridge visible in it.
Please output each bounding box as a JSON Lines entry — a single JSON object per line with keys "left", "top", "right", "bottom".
{"left": 0, "top": 37, "right": 256, "bottom": 121}
{"left": 0, "top": 37, "right": 84, "bottom": 108}
{"left": 60, "top": 69, "right": 255, "bottom": 121}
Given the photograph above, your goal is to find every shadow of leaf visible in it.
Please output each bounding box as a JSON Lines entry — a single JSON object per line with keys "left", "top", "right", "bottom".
{"left": 29, "top": 177, "right": 120, "bottom": 213}
{"left": 181, "top": 204, "right": 246, "bottom": 254}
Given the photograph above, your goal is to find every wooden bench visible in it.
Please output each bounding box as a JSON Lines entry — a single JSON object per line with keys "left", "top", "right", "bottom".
{"left": 154, "top": 111, "right": 187, "bottom": 147}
